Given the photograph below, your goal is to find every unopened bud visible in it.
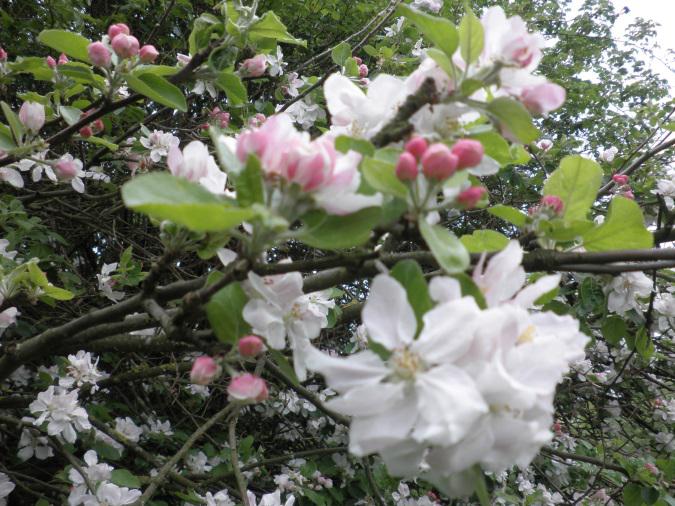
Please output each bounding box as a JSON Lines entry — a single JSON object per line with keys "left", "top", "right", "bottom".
{"left": 457, "top": 186, "right": 487, "bottom": 208}
{"left": 238, "top": 335, "right": 264, "bottom": 357}
{"left": 0, "top": 47, "right": 7, "bottom": 62}
{"left": 18, "top": 102, "right": 45, "bottom": 133}
{"left": 88, "top": 42, "right": 111, "bottom": 67}
{"left": 239, "top": 54, "right": 267, "bottom": 77}
{"left": 228, "top": 373, "right": 269, "bottom": 402}
{"left": 395, "top": 152, "right": 418, "bottom": 181}
{"left": 405, "top": 136, "right": 429, "bottom": 160}
{"left": 540, "top": 195, "right": 564, "bottom": 215}
{"left": 58, "top": 53, "right": 69, "bottom": 65}
{"left": 353, "top": 56, "right": 363, "bottom": 65}
{"left": 612, "top": 174, "right": 629, "bottom": 185}
{"left": 190, "top": 356, "right": 221, "bottom": 385}
{"left": 421, "top": 143, "right": 458, "bottom": 180}
{"left": 108, "top": 23, "right": 131, "bottom": 40}
{"left": 139, "top": 45, "right": 159, "bottom": 63}
{"left": 358, "top": 64, "right": 369, "bottom": 78}
{"left": 46, "top": 56, "right": 57, "bottom": 68}
{"left": 451, "top": 139, "right": 484, "bottom": 169}
{"left": 111, "top": 34, "right": 140, "bottom": 59}
{"left": 79, "top": 125, "right": 93, "bottom": 138}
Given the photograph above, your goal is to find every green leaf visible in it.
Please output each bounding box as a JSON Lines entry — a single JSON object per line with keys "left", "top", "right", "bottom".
{"left": 458, "top": 7, "right": 484, "bottom": 65}
{"left": 1, "top": 101, "right": 24, "bottom": 143}
{"left": 110, "top": 469, "right": 141, "bottom": 489}
{"left": 361, "top": 157, "right": 408, "bottom": 200}
{"left": 269, "top": 349, "right": 300, "bottom": 386}
{"left": 235, "top": 156, "right": 264, "bottom": 207}
{"left": 488, "top": 204, "right": 527, "bottom": 227}
{"left": 122, "top": 173, "right": 256, "bottom": 232}
{"left": 249, "top": 11, "right": 306, "bottom": 46}
{"left": 335, "top": 135, "right": 375, "bottom": 157}
{"left": 623, "top": 484, "right": 645, "bottom": 506}
{"left": 419, "top": 218, "right": 470, "bottom": 274}
{"left": 540, "top": 219, "right": 594, "bottom": 241}
{"left": 470, "top": 132, "right": 512, "bottom": 166}
{"left": 59, "top": 106, "right": 82, "bottom": 126}
{"left": 84, "top": 136, "right": 118, "bottom": 152}
{"left": 331, "top": 42, "right": 352, "bottom": 66}
{"left": 132, "top": 65, "right": 179, "bottom": 77}
{"left": 298, "top": 208, "right": 381, "bottom": 249}
{"left": 58, "top": 62, "right": 101, "bottom": 85}
{"left": 426, "top": 47, "right": 456, "bottom": 78}
{"left": 582, "top": 197, "right": 654, "bottom": 251}
{"left": 602, "top": 316, "right": 627, "bottom": 347}
{"left": 398, "top": 5, "right": 459, "bottom": 59}
{"left": 210, "top": 127, "right": 243, "bottom": 174}
{"left": 544, "top": 155, "right": 603, "bottom": 222}
{"left": 189, "top": 13, "right": 223, "bottom": 54}
{"left": 42, "top": 285, "right": 74, "bottom": 301}
{"left": 215, "top": 71, "right": 248, "bottom": 105}
{"left": 343, "top": 57, "right": 360, "bottom": 77}
{"left": 460, "top": 230, "right": 509, "bottom": 253}
{"left": 0, "top": 123, "right": 16, "bottom": 150}
{"left": 390, "top": 260, "right": 433, "bottom": 333}
{"left": 38, "top": 30, "right": 92, "bottom": 63}
{"left": 486, "top": 97, "right": 539, "bottom": 144}
{"left": 206, "top": 282, "right": 250, "bottom": 344}
{"left": 635, "top": 327, "right": 654, "bottom": 361}
{"left": 124, "top": 74, "right": 187, "bottom": 112}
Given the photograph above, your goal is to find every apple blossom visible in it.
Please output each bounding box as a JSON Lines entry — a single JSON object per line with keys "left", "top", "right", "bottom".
{"left": 59, "top": 350, "right": 106, "bottom": 391}
{"left": 600, "top": 146, "right": 618, "bottom": 163}
{"left": 456, "top": 186, "right": 486, "bottom": 208}
{"left": 246, "top": 490, "right": 295, "bottom": 506}
{"left": 266, "top": 46, "right": 286, "bottom": 76}
{"left": 139, "top": 44, "right": 159, "bottom": 63}
{"left": 140, "top": 129, "right": 179, "bottom": 162}
{"left": 111, "top": 33, "right": 140, "bottom": 59}
{"left": 405, "top": 136, "right": 429, "bottom": 160}
{"left": 17, "top": 423, "right": 53, "bottom": 461}
{"left": 54, "top": 153, "right": 86, "bottom": 192}
{"left": 0, "top": 473, "right": 15, "bottom": 505}
{"left": 114, "top": 416, "right": 143, "bottom": 442}
{"left": 358, "top": 63, "right": 369, "bottom": 78}
{"left": 421, "top": 143, "right": 458, "bottom": 180}
{"left": 46, "top": 55, "right": 56, "bottom": 68}
{"left": 239, "top": 335, "right": 265, "bottom": 357}
{"left": 18, "top": 101, "right": 45, "bottom": 133}
{"left": 612, "top": 173, "right": 629, "bottom": 185}
{"left": 167, "top": 140, "right": 230, "bottom": 195}
{"left": 209, "top": 106, "right": 231, "bottom": 128}
{"left": 79, "top": 125, "right": 93, "bottom": 138}
{"left": 84, "top": 482, "right": 142, "bottom": 506}
{"left": 396, "top": 151, "right": 418, "bottom": 181}
{"left": 622, "top": 188, "right": 635, "bottom": 199}
{"left": 539, "top": 195, "right": 564, "bottom": 215}
{"left": 88, "top": 41, "right": 111, "bottom": 67}
{"left": 0, "top": 306, "right": 19, "bottom": 336}
{"left": 520, "top": 83, "right": 566, "bottom": 116}
{"left": 536, "top": 139, "right": 553, "bottom": 151}
{"left": 239, "top": 54, "right": 268, "bottom": 77}
{"left": 29, "top": 386, "right": 92, "bottom": 443}
{"left": 606, "top": 271, "right": 652, "bottom": 314}
{"left": 228, "top": 373, "right": 269, "bottom": 402}
{"left": 412, "top": 0, "right": 443, "bottom": 12}
{"left": 108, "top": 23, "right": 130, "bottom": 40}
{"left": 190, "top": 355, "right": 221, "bottom": 385}
{"left": 58, "top": 53, "right": 68, "bottom": 64}
{"left": 451, "top": 139, "right": 484, "bottom": 169}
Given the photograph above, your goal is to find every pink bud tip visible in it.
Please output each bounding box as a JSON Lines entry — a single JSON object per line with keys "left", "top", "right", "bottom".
{"left": 79, "top": 126, "right": 93, "bottom": 138}
{"left": 190, "top": 356, "right": 221, "bottom": 385}
{"left": 238, "top": 335, "right": 264, "bottom": 357}
{"left": 239, "top": 54, "right": 268, "bottom": 78}
{"left": 358, "top": 64, "right": 369, "bottom": 78}
{"left": 199, "top": 123, "right": 210, "bottom": 130}
{"left": 612, "top": 174, "right": 629, "bottom": 185}
{"left": 228, "top": 373, "right": 269, "bottom": 402}
{"left": 111, "top": 34, "right": 140, "bottom": 59}
{"left": 92, "top": 118, "right": 104, "bottom": 133}
{"left": 457, "top": 186, "right": 487, "bottom": 208}
{"left": 88, "top": 42, "right": 111, "bottom": 67}
{"left": 108, "top": 23, "right": 131, "bottom": 40}
{"left": 451, "top": 139, "right": 484, "bottom": 169}
{"left": 46, "top": 56, "right": 57, "bottom": 68}
{"left": 395, "top": 152, "right": 418, "bottom": 181}
{"left": 139, "top": 45, "right": 159, "bottom": 63}
{"left": 644, "top": 463, "right": 659, "bottom": 475}
{"left": 405, "top": 136, "right": 429, "bottom": 160}
{"left": 55, "top": 159, "right": 79, "bottom": 179}
{"left": 540, "top": 195, "right": 564, "bottom": 215}
{"left": 622, "top": 189, "right": 635, "bottom": 200}
{"left": 0, "top": 47, "right": 7, "bottom": 61}
{"left": 353, "top": 56, "right": 363, "bottom": 65}
{"left": 18, "top": 102, "right": 46, "bottom": 133}
{"left": 421, "top": 143, "right": 458, "bottom": 180}
{"left": 58, "top": 53, "right": 69, "bottom": 65}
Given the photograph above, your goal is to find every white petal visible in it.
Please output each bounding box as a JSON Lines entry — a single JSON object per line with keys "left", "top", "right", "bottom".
{"left": 379, "top": 440, "right": 426, "bottom": 477}
{"left": 428, "top": 276, "right": 462, "bottom": 303}
{"left": 513, "top": 274, "right": 560, "bottom": 308}
{"left": 304, "top": 346, "right": 389, "bottom": 392}
{"left": 363, "top": 274, "right": 416, "bottom": 350}
{"left": 326, "top": 381, "right": 404, "bottom": 417}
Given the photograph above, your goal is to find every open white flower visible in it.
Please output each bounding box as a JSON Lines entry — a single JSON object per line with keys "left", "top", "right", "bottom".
{"left": 29, "top": 386, "right": 91, "bottom": 443}
{"left": 140, "top": 129, "right": 179, "bottom": 162}
{"left": 97, "top": 262, "right": 124, "bottom": 302}
{"left": 59, "top": 350, "right": 106, "bottom": 392}
{"left": 83, "top": 482, "right": 141, "bottom": 506}
{"left": 0, "top": 473, "right": 15, "bottom": 506}
{"left": 202, "top": 489, "right": 235, "bottom": 506}
{"left": 17, "top": 420, "right": 54, "bottom": 461}
{"left": 266, "top": 46, "right": 287, "bottom": 77}
{"left": 306, "top": 274, "right": 487, "bottom": 475}
{"left": 243, "top": 271, "right": 333, "bottom": 381}
{"left": 114, "top": 417, "right": 143, "bottom": 443}
{"left": 246, "top": 489, "right": 295, "bottom": 506}
{"left": 605, "top": 271, "right": 652, "bottom": 315}
{"left": 167, "top": 141, "right": 231, "bottom": 196}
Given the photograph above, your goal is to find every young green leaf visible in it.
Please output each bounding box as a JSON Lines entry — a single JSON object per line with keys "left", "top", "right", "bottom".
{"left": 419, "top": 218, "right": 470, "bottom": 274}
{"left": 398, "top": 5, "right": 459, "bottom": 59}
{"left": 459, "top": 7, "right": 484, "bottom": 65}
{"left": 38, "top": 30, "right": 92, "bottom": 63}
{"left": 543, "top": 155, "right": 603, "bottom": 222}
{"left": 124, "top": 74, "right": 187, "bottom": 112}
{"left": 485, "top": 97, "right": 539, "bottom": 144}
{"left": 582, "top": 197, "right": 653, "bottom": 251}
{"left": 206, "top": 282, "right": 251, "bottom": 344}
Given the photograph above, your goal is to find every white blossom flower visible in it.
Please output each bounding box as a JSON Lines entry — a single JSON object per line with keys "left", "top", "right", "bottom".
{"left": 384, "top": 18, "right": 405, "bottom": 38}
{"left": 202, "top": 490, "right": 235, "bottom": 506}
{"left": 167, "top": 141, "right": 231, "bottom": 195}
{"left": 652, "top": 167, "right": 675, "bottom": 209}
{"left": 243, "top": 271, "right": 333, "bottom": 381}
{"left": 266, "top": 46, "right": 287, "bottom": 77}
{"left": 283, "top": 72, "right": 305, "bottom": 97}
{"left": 0, "top": 239, "right": 17, "bottom": 260}
{"left": 59, "top": 350, "right": 106, "bottom": 391}
{"left": 599, "top": 146, "right": 618, "bottom": 163}
{"left": 193, "top": 79, "right": 218, "bottom": 98}
{"left": 29, "top": 386, "right": 91, "bottom": 443}
{"left": 0, "top": 293, "right": 19, "bottom": 337}
{"left": 186, "top": 450, "right": 212, "bottom": 473}
{"left": 0, "top": 473, "right": 15, "bottom": 506}
{"left": 654, "top": 291, "right": 675, "bottom": 331}
{"left": 17, "top": 420, "right": 54, "bottom": 461}
{"left": 605, "top": 271, "right": 652, "bottom": 315}
{"left": 140, "top": 129, "right": 180, "bottom": 163}
{"left": 97, "top": 262, "right": 124, "bottom": 302}
{"left": 282, "top": 98, "right": 326, "bottom": 130}
{"left": 82, "top": 482, "right": 141, "bottom": 506}
{"left": 114, "top": 417, "right": 143, "bottom": 443}
{"left": 0, "top": 167, "right": 23, "bottom": 188}
{"left": 412, "top": 0, "right": 443, "bottom": 12}
{"left": 246, "top": 489, "right": 295, "bottom": 506}
{"left": 143, "top": 417, "right": 173, "bottom": 436}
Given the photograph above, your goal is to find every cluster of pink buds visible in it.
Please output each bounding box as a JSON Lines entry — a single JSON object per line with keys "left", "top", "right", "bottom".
{"left": 612, "top": 173, "right": 634, "bottom": 199}
{"left": 78, "top": 110, "right": 105, "bottom": 138}
{"left": 396, "top": 137, "right": 487, "bottom": 208}
{"left": 353, "top": 56, "right": 368, "bottom": 78}
{"left": 529, "top": 194, "right": 564, "bottom": 217}
{"left": 208, "top": 107, "right": 231, "bottom": 129}
{"left": 87, "top": 23, "right": 158, "bottom": 68}
{"left": 46, "top": 53, "right": 69, "bottom": 68}
{"left": 248, "top": 113, "right": 267, "bottom": 129}
{"left": 228, "top": 373, "right": 269, "bottom": 403}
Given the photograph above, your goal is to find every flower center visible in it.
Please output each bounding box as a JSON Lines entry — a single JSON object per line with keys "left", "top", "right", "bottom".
{"left": 516, "top": 324, "right": 536, "bottom": 345}
{"left": 389, "top": 348, "right": 425, "bottom": 381}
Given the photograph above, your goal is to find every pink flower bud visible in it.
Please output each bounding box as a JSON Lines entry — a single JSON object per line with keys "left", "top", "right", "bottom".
{"left": 451, "top": 139, "right": 484, "bottom": 169}
{"left": 239, "top": 54, "right": 268, "bottom": 77}
{"left": 238, "top": 335, "right": 264, "bottom": 357}
{"left": 199, "top": 123, "right": 210, "bottom": 130}
{"left": 88, "top": 42, "right": 111, "bottom": 67}
{"left": 405, "top": 136, "right": 429, "bottom": 160}
{"left": 58, "top": 53, "right": 69, "bottom": 65}
{"left": 622, "top": 189, "right": 635, "bottom": 200}
{"left": 358, "top": 64, "right": 369, "bottom": 78}
{"left": 92, "top": 118, "right": 104, "bottom": 133}
{"left": 139, "top": 45, "right": 159, "bottom": 63}
{"left": 0, "top": 47, "right": 6, "bottom": 62}
{"left": 228, "top": 373, "right": 269, "bottom": 402}
{"left": 396, "top": 152, "right": 418, "bottom": 181}
{"left": 18, "top": 102, "right": 45, "bottom": 133}
{"left": 54, "top": 156, "right": 80, "bottom": 179}
{"left": 79, "top": 126, "right": 93, "bottom": 138}
{"left": 536, "top": 139, "right": 553, "bottom": 151}
{"left": 421, "top": 143, "right": 458, "bottom": 180}
{"left": 248, "top": 113, "right": 266, "bottom": 128}
{"left": 46, "top": 56, "right": 57, "bottom": 68}
{"left": 353, "top": 56, "right": 363, "bottom": 65}
{"left": 457, "top": 186, "right": 487, "bottom": 208}
{"left": 612, "top": 174, "right": 629, "bottom": 185}
{"left": 521, "top": 83, "right": 566, "bottom": 116}
{"left": 210, "top": 107, "right": 230, "bottom": 129}
{"left": 108, "top": 23, "right": 130, "bottom": 40}
{"left": 644, "top": 463, "right": 659, "bottom": 475}
{"left": 540, "top": 195, "right": 564, "bottom": 215}
{"left": 111, "top": 34, "right": 140, "bottom": 59}
{"left": 190, "top": 356, "right": 221, "bottom": 385}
